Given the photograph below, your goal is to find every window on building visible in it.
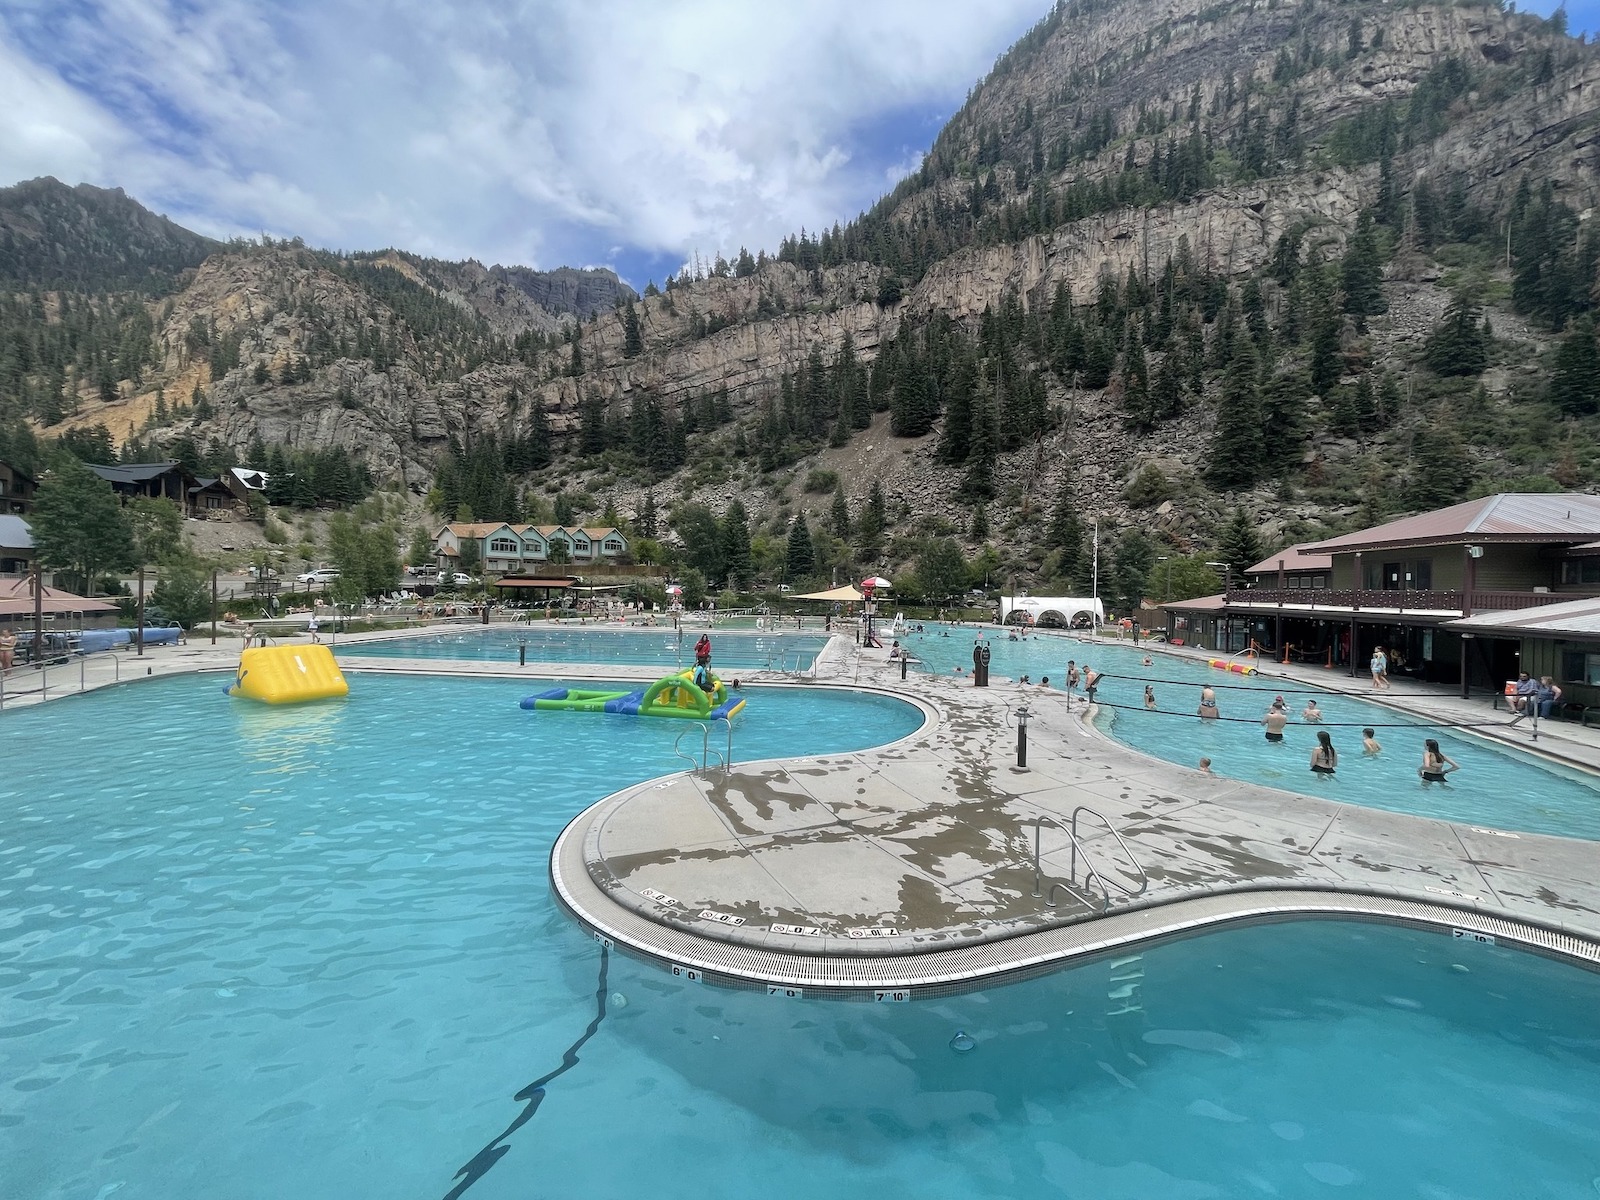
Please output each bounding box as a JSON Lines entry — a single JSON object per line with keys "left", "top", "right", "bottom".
{"left": 1561, "top": 650, "right": 1600, "bottom": 685}
{"left": 1364, "top": 559, "right": 1432, "bottom": 591}
{"left": 489, "top": 538, "right": 519, "bottom": 555}
{"left": 604, "top": 539, "right": 623, "bottom": 552}
{"left": 1561, "top": 560, "right": 1600, "bottom": 586}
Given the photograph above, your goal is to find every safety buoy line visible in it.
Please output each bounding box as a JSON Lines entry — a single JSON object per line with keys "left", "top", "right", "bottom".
{"left": 1089, "top": 698, "right": 1526, "bottom": 731}
{"left": 1098, "top": 672, "right": 1382, "bottom": 693}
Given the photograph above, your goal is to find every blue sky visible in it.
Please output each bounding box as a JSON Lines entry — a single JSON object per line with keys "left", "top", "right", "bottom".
{"left": 0, "top": 0, "right": 1584, "bottom": 290}
{"left": 0, "top": 0, "right": 1046, "bottom": 288}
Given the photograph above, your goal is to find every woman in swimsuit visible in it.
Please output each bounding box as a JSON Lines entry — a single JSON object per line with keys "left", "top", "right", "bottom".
{"left": 1418, "top": 738, "right": 1459, "bottom": 784}
{"left": 1310, "top": 730, "right": 1337, "bottom": 776}
{"left": 1144, "top": 685, "right": 1156, "bottom": 710}
{"left": 1197, "top": 686, "right": 1219, "bottom": 719}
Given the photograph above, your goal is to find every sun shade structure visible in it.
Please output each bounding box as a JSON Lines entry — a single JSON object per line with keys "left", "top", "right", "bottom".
{"left": 1000, "top": 595, "right": 1104, "bottom": 627}
{"left": 0, "top": 576, "right": 118, "bottom": 618}
{"left": 793, "top": 584, "right": 864, "bottom": 602}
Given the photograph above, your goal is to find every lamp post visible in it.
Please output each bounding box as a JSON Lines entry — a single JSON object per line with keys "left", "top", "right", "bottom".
{"left": 210, "top": 567, "right": 218, "bottom": 645}
{"left": 1157, "top": 555, "right": 1171, "bottom": 602}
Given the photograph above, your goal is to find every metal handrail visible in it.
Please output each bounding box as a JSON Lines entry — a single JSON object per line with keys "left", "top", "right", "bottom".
{"left": 1069, "top": 805, "right": 1150, "bottom": 901}
{"left": 671, "top": 723, "right": 708, "bottom": 771}
{"left": 1031, "top": 814, "right": 1110, "bottom": 911}
{"left": 1030, "top": 806, "right": 1147, "bottom": 913}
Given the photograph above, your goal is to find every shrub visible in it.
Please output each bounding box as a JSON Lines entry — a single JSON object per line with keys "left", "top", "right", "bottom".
{"left": 802, "top": 469, "right": 838, "bottom": 493}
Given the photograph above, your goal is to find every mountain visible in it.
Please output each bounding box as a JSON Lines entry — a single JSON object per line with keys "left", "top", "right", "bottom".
{"left": 5, "top": 0, "right": 1600, "bottom": 601}
{"left": 0, "top": 177, "right": 221, "bottom": 294}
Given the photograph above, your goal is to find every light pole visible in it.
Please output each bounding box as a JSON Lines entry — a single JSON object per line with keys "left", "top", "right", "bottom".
{"left": 1157, "top": 555, "right": 1171, "bottom": 602}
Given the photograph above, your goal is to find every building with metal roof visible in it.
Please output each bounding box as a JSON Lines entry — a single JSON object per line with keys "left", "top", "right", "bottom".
{"left": 1163, "top": 494, "right": 1600, "bottom": 697}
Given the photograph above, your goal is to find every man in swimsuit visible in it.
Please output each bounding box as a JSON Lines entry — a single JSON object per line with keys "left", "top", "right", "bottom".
{"left": 1083, "top": 666, "right": 1101, "bottom": 704}
{"left": 1362, "top": 728, "right": 1382, "bottom": 755}
{"left": 1301, "top": 699, "right": 1323, "bottom": 722}
{"left": 1065, "top": 661, "right": 1079, "bottom": 706}
{"left": 1263, "top": 705, "right": 1288, "bottom": 741}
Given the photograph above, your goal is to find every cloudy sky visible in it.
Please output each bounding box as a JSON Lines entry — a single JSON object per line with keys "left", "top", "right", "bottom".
{"left": 0, "top": 0, "right": 1056, "bottom": 288}
{"left": 0, "top": 0, "right": 1581, "bottom": 290}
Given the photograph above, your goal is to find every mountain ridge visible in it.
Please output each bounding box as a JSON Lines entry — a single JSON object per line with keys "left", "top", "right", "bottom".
{"left": 5, "top": 0, "right": 1600, "bottom": 599}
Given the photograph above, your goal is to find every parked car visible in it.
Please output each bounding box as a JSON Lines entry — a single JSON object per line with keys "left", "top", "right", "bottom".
{"left": 409, "top": 564, "right": 439, "bottom": 578}
{"left": 449, "top": 572, "right": 476, "bottom": 586}
{"left": 297, "top": 567, "right": 341, "bottom": 585}
{"left": 246, "top": 565, "right": 279, "bottom": 579}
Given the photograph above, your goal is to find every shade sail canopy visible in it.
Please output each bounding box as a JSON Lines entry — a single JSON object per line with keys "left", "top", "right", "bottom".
{"left": 793, "top": 584, "right": 864, "bottom": 602}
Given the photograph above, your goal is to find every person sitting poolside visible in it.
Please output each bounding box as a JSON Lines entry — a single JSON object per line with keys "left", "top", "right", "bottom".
{"left": 1301, "top": 699, "right": 1323, "bottom": 722}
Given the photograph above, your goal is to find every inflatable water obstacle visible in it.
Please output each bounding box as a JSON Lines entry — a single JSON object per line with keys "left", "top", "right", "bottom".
{"left": 227, "top": 643, "right": 350, "bottom": 704}
{"left": 521, "top": 668, "right": 745, "bottom": 720}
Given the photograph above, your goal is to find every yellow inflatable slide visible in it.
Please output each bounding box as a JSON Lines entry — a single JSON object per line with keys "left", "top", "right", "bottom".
{"left": 228, "top": 644, "right": 350, "bottom": 704}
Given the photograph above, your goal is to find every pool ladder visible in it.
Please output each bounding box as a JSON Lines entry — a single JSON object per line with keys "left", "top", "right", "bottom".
{"left": 673, "top": 720, "right": 733, "bottom": 774}
{"left": 1030, "top": 806, "right": 1149, "bottom": 914}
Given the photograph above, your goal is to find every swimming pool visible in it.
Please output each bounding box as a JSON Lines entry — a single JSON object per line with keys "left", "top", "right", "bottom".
{"left": 902, "top": 628, "right": 1600, "bottom": 840}
{"left": 338, "top": 627, "right": 830, "bottom": 671}
{"left": 3, "top": 675, "right": 1599, "bottom": 1197}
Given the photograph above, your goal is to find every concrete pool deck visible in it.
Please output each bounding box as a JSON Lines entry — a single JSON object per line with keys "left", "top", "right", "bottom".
{"left": 7, "top": 624, "right": 1600, "bottom": 994}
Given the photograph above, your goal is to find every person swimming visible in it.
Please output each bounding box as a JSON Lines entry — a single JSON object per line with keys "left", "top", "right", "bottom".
{"left": 1198, "top": 686, "right": 1219, "bottom": 719}
{"left": 1362, "top": 728, "right": 1381, "bottom": 755}
{"left": 1198, "top": 757, "right": 1214, "bottom": 775}
{"left": 1310, "top": 730, "right": 1337, "bottom": 776}
{"left": 1143, "top": 685, "right": 1156, "bottom": 710}
{"left": 1302, "top": 699, "right": 1324, "bottom": 722}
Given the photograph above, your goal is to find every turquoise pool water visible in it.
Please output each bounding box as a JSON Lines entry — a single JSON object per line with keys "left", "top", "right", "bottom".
{"left": 4, "top": 675, "right": 1600, "bottom": 1198}
{"left": 339, "top": 627, "right": 829, "bottom": 671}
{"left": 902, "top": 628, "right": 1600, "bottom": 840}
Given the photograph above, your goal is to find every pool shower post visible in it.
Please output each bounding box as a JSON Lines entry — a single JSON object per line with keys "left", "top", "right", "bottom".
{"left": 1016, "top": 704, "right": 1029, "bottom": 768}
{"left": 211, "top": 568, "right": 218, "bottom": 645}
{"left": 136, "top": 566, "right": 145, "bottom": 657}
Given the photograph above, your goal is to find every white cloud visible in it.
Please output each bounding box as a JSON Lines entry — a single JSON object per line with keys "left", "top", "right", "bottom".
{"left": 0, "top": 0, "right": 1047, "bottom": 275}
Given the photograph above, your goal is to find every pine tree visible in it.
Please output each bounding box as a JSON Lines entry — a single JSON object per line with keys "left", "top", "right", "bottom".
{"left": 1045, "top": 476, "right": 1085, "bottom": 579}
{"left": 1206, "top": 334, "right": 1266, "bottom": 489}
{"left": 637, "top": 492, "right": 658, "bottom": 539}
{"left": 856, "top": 481, "right": 885, "bottom": 558}
{"left": 1549, "top": 319, "right": 1600, "bottom": 417}
{"left": 829, "top": 482, "right": 851, "bottom": 539}
{"left": 621, "top": 300, "right": 643, "bottom": 358}
{"left": 1340, "top": 211, "right": 1387, "bottom": 330}
{"left": 720, "top": 500, "right": 752, "bottom": 588}
{"left": 1215, "top": 508, "right": 1263, "bottom": 587}
{"left": 784, "top": 514, "right": 814, "bottom": 581}
{"left": 1425, "top": 295, "right": 1489, "bottom": 376}
{"left": 1407, "top": 411, "right": 1473, "bottom": 508}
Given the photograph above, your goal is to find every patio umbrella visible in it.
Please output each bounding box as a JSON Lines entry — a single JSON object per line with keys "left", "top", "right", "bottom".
{"left": 861, "top": 576, "right": 893, "bottom": 589}
{"left": 665, "top": 584, "right": 684, "bottom": 595}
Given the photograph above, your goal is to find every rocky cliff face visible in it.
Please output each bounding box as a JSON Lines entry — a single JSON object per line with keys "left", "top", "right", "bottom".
{"left": 22, "top": 0, "right": 1600, "bottom": 572}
